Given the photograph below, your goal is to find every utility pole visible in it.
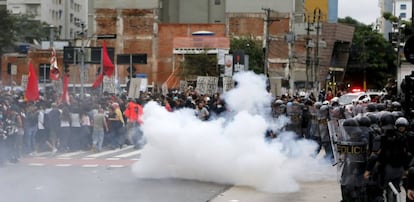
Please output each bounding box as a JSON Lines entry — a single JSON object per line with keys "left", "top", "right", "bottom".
{"left": 80, "top": 22, "right": 86, "bottom": 100}
{"left": 305, "top": 13, "right": 313, "bottom": 91}
{"left": 263, "top": 8, "right": 271, "bottom": 76}
{"left": 262, "top": 8, "right": 280, "bottom": 76}
{"left": 313, "top": 8, "right": 321, "bottom": 93}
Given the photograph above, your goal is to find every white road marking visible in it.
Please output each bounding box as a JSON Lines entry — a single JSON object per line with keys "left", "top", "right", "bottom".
{"left": 115, "top": 150, "right": 141, "bottom": 158}
{"left": 105, "top": 158, "right": 120, "bottom": 160}
{"left": 56, "top": 164, "right": 72, "bottom": 167}
{"left": 82, "top": 164, "right": 99, "bottom": 168}
{"left": 85, "top": 145, "right": 133, "bottom": 158}
{"left": 108, "top": 165, "right": 125, "bottom": 168}
{"left": 56, "top": 157, "right": 71, "bottom": 160}
{"left": 58, "top": 151, "right": 87, "bottom": 158}
{"left": 29, "top": 163, "right": 44, "bottom": 166}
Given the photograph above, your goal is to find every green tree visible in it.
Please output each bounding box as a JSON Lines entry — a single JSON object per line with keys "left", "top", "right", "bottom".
{"left": 13, "top": 14, "right": 51, "bottom": 43}
{"left": 230, "top": 36, "right": 264, "bottom": 74}
{"left": 181, "top": 52, "right": 219, "bottom": 79}
{"left": 339, "top": 17, "right": 397, "bottom": 90}
{"left": 0, "top": 8, "right": 51, "bottom": 51}
{"left": 0, "top": 7, "right": 17, "bottom": 53}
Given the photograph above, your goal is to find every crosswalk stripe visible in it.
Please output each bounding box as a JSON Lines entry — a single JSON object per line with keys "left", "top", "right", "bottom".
{"left": 85, "top": 145, "right": 134, "bottom": 158}
{"left": 108, "top": 165, "right": 125, "bottom": 168}
{"left": 56, "top": 164, "right": 72, "bottom": 167}
{"left": 106, "top": 158, "right": 120, "bottom": 160}
{"left": 115, "top": 150, "right": 141, "bottom": 158}
{"left": 29, "top": 163, "right": 44, "bottom": 166}
{"left": 58, "top": 151, "right": 87, "bottom": 158}
{"left": 82, "top": 164, "right": 99, "bottom": 167}
{"left": 56, "top": 157, "right": 71, "bottom": 160}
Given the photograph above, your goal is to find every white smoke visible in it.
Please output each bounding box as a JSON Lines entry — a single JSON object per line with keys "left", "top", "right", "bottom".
{"left": 131, "top": 71, "right": 335, "bottom": 193}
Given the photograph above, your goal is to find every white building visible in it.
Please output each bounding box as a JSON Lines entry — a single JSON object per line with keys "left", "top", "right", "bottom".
{"left": 6, "top": 0, "right": 88, "bottom": 41}
{"left": 378, "top": 0, "right": 412, "bottom": 40}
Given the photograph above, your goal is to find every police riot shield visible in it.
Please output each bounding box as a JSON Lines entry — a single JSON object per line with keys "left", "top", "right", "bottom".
{"left": 328, "top": 119, "right": 341, "bottom": 165}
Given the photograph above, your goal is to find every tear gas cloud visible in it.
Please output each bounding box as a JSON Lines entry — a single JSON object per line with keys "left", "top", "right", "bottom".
{"left": 132, "top": 71, "right": 335, "bottom": 193}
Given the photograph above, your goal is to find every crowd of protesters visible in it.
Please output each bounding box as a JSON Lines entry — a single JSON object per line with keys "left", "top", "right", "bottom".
{"left": 0, "top": 85, "right": 229, "bottom": 166}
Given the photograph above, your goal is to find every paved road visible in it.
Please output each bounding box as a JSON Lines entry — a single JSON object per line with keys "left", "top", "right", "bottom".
{"left": 2, "top": 147, "right": 352, "bottom": 202}
{"left": 19, "top": 145, "right": 140, "bottom": 168}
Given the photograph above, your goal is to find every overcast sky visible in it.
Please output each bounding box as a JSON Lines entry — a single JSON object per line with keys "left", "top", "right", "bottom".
{"left": 338, "top": 0, "right": 381, "bottom": 25}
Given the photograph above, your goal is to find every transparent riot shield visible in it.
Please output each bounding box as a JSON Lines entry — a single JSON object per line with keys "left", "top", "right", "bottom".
{"left": 328, "top": 119, "right": 342, "bottom": 165}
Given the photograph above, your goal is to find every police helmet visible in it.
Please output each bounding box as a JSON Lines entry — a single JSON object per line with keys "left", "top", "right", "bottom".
{"left": 357, "top": 116, "right": 371, "bottom": 127}
{"left": 391, "top": 111, "right": 404, "bottom": 119}
{"left": 367, "top": 103, "right": 376, "bottom": 112}
{"left": 391, "top": 101, "right": 401, "bottom": 109}
{"left": 367, "top": 113, "right": 379, "bottom": 125}
{"left": 343, "top": 118, "right": 359, "bottom": 127}
{"left": 322, "top": 100, "right": 330, "bottom": 105}
{"left": 274, "top": 99, "right": 284, "bottom": 105}
{"left": 376, "top": 103, "right": 386, "bottom": 111}
{"left": 395, "top": 117, "right": 409, "bottom": 127}
{"left": 331, "top": 97, "right": 339, "bottom": 104}
{"left": 314, "top": 102, "right": 322, "bottom": 109}
{"left": 379, "top": 112, "right": 395, "bottom": 128}
{"left": 320, "top": 105, "right": 329, "bottom": 111}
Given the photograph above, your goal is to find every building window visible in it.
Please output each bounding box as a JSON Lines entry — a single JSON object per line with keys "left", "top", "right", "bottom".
{"left": 26, "top": 4, "right": 39, "bottom": 16}
{"left": 39, "top": 64, "right": 51, "bottom": 83}
{"left": 214, "top": 0, "right": 221, "bottom": 5}
{"left": 400, "top": 12, "right": 407, "bottom": 18}
{"left": 401, "top": 4, "right": 407, "bottom": 10}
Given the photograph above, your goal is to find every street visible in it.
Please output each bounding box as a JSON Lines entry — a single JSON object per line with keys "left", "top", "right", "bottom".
{"left": 0, "top": 146, "right": 344, "bottom": 202}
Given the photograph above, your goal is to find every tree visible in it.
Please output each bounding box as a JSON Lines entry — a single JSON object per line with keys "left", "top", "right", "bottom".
{"left": 339, "top": 17, "right": 397, "bottom": 90}
{"left": 13, "top": 14, "right": 51, "bottom": 43}
{"left": 0, "top": 7, "right": 16, "bottom": 53}
{"left": 0, "top": 8, "right": 51, "bottom": 51}
{"left": 181, "top": 52, "right": 219, "bottom": 79}
{"left": 230, "top": 36, "right": 264, "bottom": 74}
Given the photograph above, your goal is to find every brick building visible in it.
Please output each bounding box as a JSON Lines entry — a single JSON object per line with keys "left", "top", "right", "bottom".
{"left": 1, "top": 0, "right": 354, "bottom": 96}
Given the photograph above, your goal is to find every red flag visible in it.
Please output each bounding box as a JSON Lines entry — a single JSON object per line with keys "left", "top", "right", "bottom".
{"left": 49, "top": 48, "right": 60, "bottom": 80}
{"left": 25, "top": 63, "right": 39, "bottom": 101}
{"left": 60, "top": 75, "right": 70, "bottom": 104}
{"left": 92, "top": 73, "right": 104, "bottom": 89}
{"left": 102, "top": 41, "right": 114, "bottom": 76}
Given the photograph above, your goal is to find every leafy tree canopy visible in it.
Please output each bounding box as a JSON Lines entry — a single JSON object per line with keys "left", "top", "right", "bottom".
{"left": 0, "top": 7, "right": 51, "bottom": 53}
{"left": 339, "top": 17, "right": 397, "bottom": 89}
{"left": 230, "top": 36, "right": 264, "bottom": 74}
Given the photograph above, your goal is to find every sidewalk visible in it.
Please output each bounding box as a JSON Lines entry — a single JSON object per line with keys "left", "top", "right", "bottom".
{"left": 211, "top": 180, "right": 341, "bottom": 202}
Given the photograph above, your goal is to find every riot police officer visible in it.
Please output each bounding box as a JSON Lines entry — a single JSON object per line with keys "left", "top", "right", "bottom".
{"left": 365, "top": 115, "right": 409, "bottom": 201}
{"left": 317, "top": 104, "right": 333, "bottom": 161}
{"left": 272, "top": 99, "right": 286, "bottom": 118}
{"left": 286, "top": 98, "right": 304, "bottom": 137}
{"left": 337, "top": 118, "right": 369, "bottom": 202}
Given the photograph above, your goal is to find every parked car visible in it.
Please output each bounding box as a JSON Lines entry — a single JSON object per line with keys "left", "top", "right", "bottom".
{"left": 338, "top": 92, "right": 369, "bottom": 106}
{"left": 338, "top": 91, "right": 386, "bottom": 106}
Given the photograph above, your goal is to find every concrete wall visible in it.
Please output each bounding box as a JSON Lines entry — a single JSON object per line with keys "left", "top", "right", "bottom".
{"left": 225, "top": 0, "right": 292, "bottom": 13}
{"left": 94, "top": 0, "right": 158, "bottom": 9}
